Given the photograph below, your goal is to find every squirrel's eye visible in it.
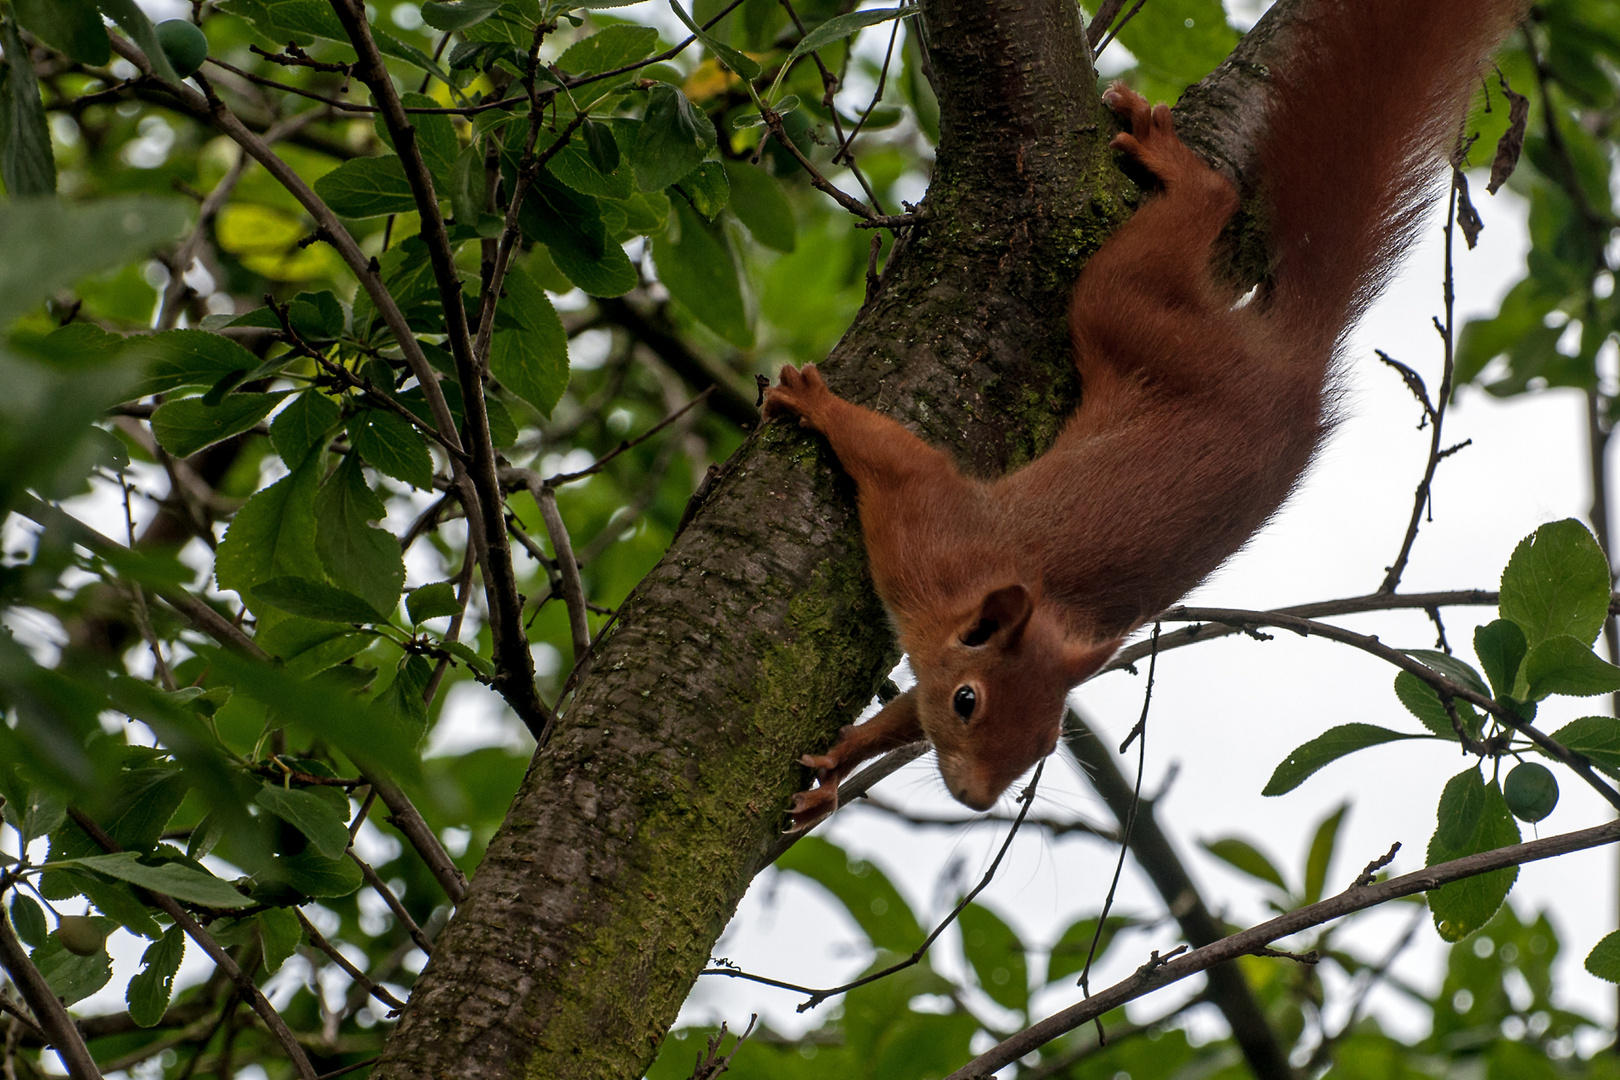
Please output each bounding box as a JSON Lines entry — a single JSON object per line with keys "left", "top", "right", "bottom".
{"left": 952, "top": 686, "right": 976, "bottom": 721}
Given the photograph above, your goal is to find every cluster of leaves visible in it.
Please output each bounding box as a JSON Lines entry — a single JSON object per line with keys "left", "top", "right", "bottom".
{"left": 1263, "top": 520, "right": 1620, "bottom": 949}
{"left": 0, "top": 0, "right": 928, "bottom": 1072}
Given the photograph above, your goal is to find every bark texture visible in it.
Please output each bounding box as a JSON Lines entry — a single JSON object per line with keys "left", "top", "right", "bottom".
{"left": 373, "top": 0, "right": 1321, "bottom": 1075}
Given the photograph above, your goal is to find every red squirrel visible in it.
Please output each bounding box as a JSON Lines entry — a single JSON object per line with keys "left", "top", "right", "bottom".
{"left": 764, "top": 0, "right": 1527, "bottom": 829}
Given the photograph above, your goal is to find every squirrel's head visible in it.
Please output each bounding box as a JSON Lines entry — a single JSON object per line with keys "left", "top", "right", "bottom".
{"left": 910, "top": 584, "right": 1121, "bottom": 811}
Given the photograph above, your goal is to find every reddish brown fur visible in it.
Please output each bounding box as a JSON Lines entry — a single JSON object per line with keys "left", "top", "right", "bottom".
{"left": 766, "top": 0, "right": 1528, "bottom": 830}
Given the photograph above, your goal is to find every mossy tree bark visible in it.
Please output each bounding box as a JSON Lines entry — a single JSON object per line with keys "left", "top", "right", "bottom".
{"left": 369, "top": 0, "right": 1308, "bottom": 1076}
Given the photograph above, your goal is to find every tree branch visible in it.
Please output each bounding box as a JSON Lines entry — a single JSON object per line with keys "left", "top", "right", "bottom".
{"left": 326, "top": 0, "right": 551, "bottom": 741}
{"left": 0, "top": 912, "right": 102, "bottom": 1080}
{"left": 66, "top": 810, "right": 316, "bottom": 1080}
{"left": 949, "top": 818, "right": 1620, "bottom": 1077}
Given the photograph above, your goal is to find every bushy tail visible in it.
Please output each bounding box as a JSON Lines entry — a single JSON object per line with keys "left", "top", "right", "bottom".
{"left": 1261, "top": 0, "right": 1526, "bottom": 351}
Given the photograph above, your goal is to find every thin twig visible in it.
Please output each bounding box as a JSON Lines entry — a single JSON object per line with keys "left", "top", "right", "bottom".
{"left": 1078, "top": 625, "right": 1159, "bottom": 1046}
{"left": 365, "top": 776, "right": 468, "bottom": 904}
{"left": 532, "top": 483, "right": 592, "bottom": 670}
{"left": 704, "top": 761, "right": 1047, "bottom": 1011}
{"left": 1379, "top": 163, "right": 1464, "bottom": 593}
{"left": 348, "top": 853, "right": 435, "bottom": 956}
{"left": 295, "top": 910, "right": 406, "bottom": 1013}
{"left": 1106, "top": 588, "right": 1501, "bottom": 673}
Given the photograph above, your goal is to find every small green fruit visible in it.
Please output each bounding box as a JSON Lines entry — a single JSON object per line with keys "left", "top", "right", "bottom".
{"left": 56, "top": 915, "right": 109, "bottom": 957}
{"left": 154, "top": 20, "right": 209, "bottom": 79}
{"left": 1504, "top": 762, "right": 1559, "bottom": 823}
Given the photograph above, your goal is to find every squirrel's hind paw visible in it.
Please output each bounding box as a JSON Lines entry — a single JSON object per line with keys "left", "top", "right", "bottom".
{"left": 784, "top": 784, "right": 839, "bottom": 833}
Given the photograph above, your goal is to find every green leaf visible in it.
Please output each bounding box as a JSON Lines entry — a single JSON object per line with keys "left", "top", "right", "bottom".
{"left": 1, "top": 17, "right": 57, "bottom": 197}
{"left": 97, "top": 766, "right": 190, "bottom": 852}
{"left": 1113, "top": 0, "right": 1236, "bottom": 88}
{"left": 958, "top": 902, "right": 1028, "bottom": 1014}
{"left": 634, "top": 83, "right": 716, "bottom": 193}
{"left": 1427, "top": 769, "right": 1520, "bottom": 942}
{"left": 288, "top": 290, "right": 345, "bottom": 340}
{"left": 1586, "top": 931, "right": 1620, "bottom": 983}
{"left": 314, "top": 155, "right": 419, "bottom": 218}
{"left": 421, "top": 0, "right": 502, "bottom": 31}
{"left": 787, "top": 5, "right": 917, "bottom": 60}
{"left": 95, "top": 0, "right": 180, "bottom": 81}
{"left": 69, "top": 867, "right": 162, "bottom": 939}
{"left": 376, "top": 93, "right": 459, "bottom": 188}
{"left": 520, "top": 171, "right": 637, "bottom": 296}
{"left": 55, "top": 852, "right": 252, "bottom": 908}
{"left": 559, "top": 24, "right": 660, "bottom": 94}
{"left": 544, "top": 125, "right": 634, "bottom": 199}
{"left": 255, "top": 576, "right": 385, "bottom": 623}
{"left": 1405, "top": 650, "right": 1492, "bottom": 699}
{"left": 1303, "top": 803, "right": 1348, "bottom": 905}
{"left": 14, "top": 0, "right": 110, "bottom": 65}
{"left": 655, "top": 197, "right": 751, "bottom": 346}
{"left": 32, "top": 934, "right": 113, "bottom": 1005}
{"left": 450, "top": 143, "right": 488, "bottom": 226}
{"left": 442, "top": 639, "right": 494, "bottom": 676}
{"left": 669, "top": 0, "right": 761, "bottom": 78}
{"left": 0, "top": 196, "right": 188, "bottom": 326}
{"left": 349, "top": 408, "right": 434, "bottom": 489}
{"left": 1549, "top": 716, "right": 1620, "bottom": 774}
{"left": 133, "top": 328, "right": 266, "bottom": 397}
{"left": 9, "top": 894, "right": 47, "bottom": 947}
{"left": 270, "top": 391, "right": 341, "bottom": 468}
{"left": 150, "top": 391, "right": 285, "bottom": 458}
{"left": 272, "top": 849, "right": 364, "bottom": 898}
{"left": 675, "top": 161, "right": 729, "bottom": 219}
{"left": 126, "top": 926, "right": 185, "bottom": 1027}
{"left": 408, "top": 581, "right": 461, "bottom": 623}
{"left": 724, "top": 160, "right": 795, "bottom": 251}
{"left": 315, "top": 454, "right": 405, "bottom": 616}
{"left": 380, "top": 653, "right": 433, "bottom": 740}
{"left": 777, "top": 836, "right": 922, "bottom": 953}
{"left": 1200, "top": 837, "right": 1287, "bottom": 892}
{"left": 1262, "top": 724, "right": 1426, "bottom": 796}
{"left": 255, "top": 783, "right": 352, "bottom": 860}
{"left": 490, "top": 266, "right": 570, "bottom": 416}
{"left": 1499, "top": 519, "right": 1612, "bottom": 648}
{"left": 1474, "top": 619, "right": 1529, "bottom": 701}
{"left": 259, "top": 907, "right": 302, "bottom": 972}
{"left": 1394, "top": 671, "right": 1484, "bottom": 742}
{"left": 1521, "top": 635, "right": 1620, "bottom": 699}
{"left": 216, "top": 454, "right": 322, "bottom": 600}
{"left": 581, "top": 118, "right": 621, "bottom": 175}
{"left": 204, "top": 647, "right": 422, "bottom": 781}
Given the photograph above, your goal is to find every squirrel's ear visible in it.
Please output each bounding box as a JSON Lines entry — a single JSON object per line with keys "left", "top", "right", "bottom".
{"left": 1060, "top": 637, "right": 1123, "bottom": 686}
{"left": 961, "top": 584, "right": 1033, "bottom": 647}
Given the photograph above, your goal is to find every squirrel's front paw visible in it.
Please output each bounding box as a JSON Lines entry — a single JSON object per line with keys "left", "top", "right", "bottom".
{"left": 1101, "top": 81, "right": 1186, "bottom": 179}
{"left": 762, "top": 363, "right": 831, "bottom": 425}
